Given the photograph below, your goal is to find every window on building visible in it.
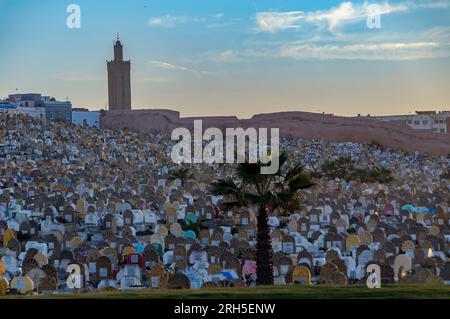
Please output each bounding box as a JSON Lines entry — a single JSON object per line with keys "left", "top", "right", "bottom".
{"left": 423, "top": 120, "right": 428, "bottom": 125}
{"left": 414, "top": 120, "right": 420, "bottom": 125}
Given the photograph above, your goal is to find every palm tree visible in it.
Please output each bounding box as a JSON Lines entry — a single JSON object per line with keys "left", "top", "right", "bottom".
{"left": 168, "top": 167, "right": 194, "bottom": 186}
{"left": 211, "top": 153, "right": 314, "bottom": 285}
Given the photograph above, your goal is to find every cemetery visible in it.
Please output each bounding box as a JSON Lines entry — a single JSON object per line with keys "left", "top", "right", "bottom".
{"left": 0, "top": 113, "right": 449, "bottom": 298}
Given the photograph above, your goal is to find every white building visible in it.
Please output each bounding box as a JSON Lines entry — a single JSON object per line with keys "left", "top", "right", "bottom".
{"left": 0, "top": 103, "right": 46, "bottom": 118}
{"left": 372, "top": 111, "right": 450, "bottom": 134}
{"left": 72, "top": 111, "right": 100, "bottom": 127}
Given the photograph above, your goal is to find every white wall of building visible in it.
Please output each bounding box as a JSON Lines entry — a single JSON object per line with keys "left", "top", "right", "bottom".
{"left": 0, "top": 106, "right": 46, "bottom": 118}
{"left": 72, "top": 111, "right": 100, "bottom": 127}
{"left": 373, "top": 112, "right": 449, "bottom": 134}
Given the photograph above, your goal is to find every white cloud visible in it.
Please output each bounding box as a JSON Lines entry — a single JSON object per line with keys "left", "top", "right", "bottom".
{"left": 210, "top": 50, "right": 235, "bottom": 62}
{"left": 148, "top": 15, "right": 186, "bottom": 27}
{"left": 254, "top": 0, "right": 450, "bottom": 33}
{"left": 249, "top": 41, "right": 449, "bottom": 61}
{"left": 148, "top": 13, "right": 224, "bottom": 28}
{"left": 255, "top": 11, "right": 305, "bottom": 33}
{"left": 147, "top": 60, "right": 209, "bottom": 75}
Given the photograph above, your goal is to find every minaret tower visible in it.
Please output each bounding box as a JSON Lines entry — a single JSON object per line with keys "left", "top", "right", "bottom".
{"left": 107, "top": 34, "right": 131, "bottom": 110}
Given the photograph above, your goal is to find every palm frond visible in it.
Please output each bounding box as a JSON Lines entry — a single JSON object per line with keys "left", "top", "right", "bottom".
{"left": 210, "top": 176, "right": 240, "bottom": 196}
{"left": 236, "top": 162, "right": 268, "bottom": 185}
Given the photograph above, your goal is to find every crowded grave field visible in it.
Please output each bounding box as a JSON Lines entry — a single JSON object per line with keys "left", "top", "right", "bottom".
{"left": 1, "top": 285, "right": 450, "bottom": 299}
{"left": 0, "top": 113, "right": 449, "bottom": 296}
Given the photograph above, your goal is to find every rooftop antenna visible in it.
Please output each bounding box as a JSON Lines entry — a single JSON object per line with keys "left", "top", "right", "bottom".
{"left": 117, "top": 33, "right": 120, "bottom": 41}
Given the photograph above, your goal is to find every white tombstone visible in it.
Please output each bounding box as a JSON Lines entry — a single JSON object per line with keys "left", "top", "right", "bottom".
{"left": 157, "top": 179, "right": 166, "bottom": 188}
{"left": 7, "top": 220, "right": 20, "bottom": 231}
{"left": 314, "top": 234, "right": 325, "bottom": 249}
{"left": 85, "top": 213, "right": 98, "bottom": 226}
{"left": 189, "top": 251, "right": 207, "bottom": 264}
{"left": 144, "top": 211, "right": 157, "bottom": 224}
{"left": 163, "top": 251, "right": 174, "bottom": 265}
{"left": 342, "top": 256, "right": 357, "bottom": 279}
{"left": 173, "top": 179, "right": 182, "bottom": 188}
{"left": 357, "top": 250, "right": 373, "bottom": 268}
{"left": 2, "top": 254, "right": 18, "bottom": 273}
{"left": 393, "top": 254, "right": 412, "bottom": 282}
{"left": 114, "top": 214, "right": 124, "bottom": 228}
{"left": 25, "top": 242, "right": 48, "bottom": 257}
{"left": 272, "top": 237, "right": 282, "bottom": 253}
{"left": 306, "top": 244, "right": 319, "bottom": 256}
{"left": 223, "top": 232, "right": 233, "bottom": 243}
{"left": 132, "top": 210, "right": 144, "bottom": 224}
{"left": 177, "top": 209, "right": 185, "bottom": 220}
{"left": 355, "top": 264, "right": 367, "bottom": 280}
{"left": 121, "top": 203, "right": 132, "bottom": 213}
{"left": 274, "top": 276, "right": 286, "bottom": 285}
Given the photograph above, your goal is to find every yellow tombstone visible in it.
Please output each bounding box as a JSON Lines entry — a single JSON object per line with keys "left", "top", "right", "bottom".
{"left": 0, "top": 277, "right": 8, "bottom": 295}
{"left": 0, "top": 261, "right": 5, "bottom": 276}
{"left": 429, "top": 225, "right": 440, "bottom": 236}
{"left": 359, "top": 231, "right": 373, "bottom": 246}
{"left": 76, "top": 198, "right": 86, "bottom": 214}
{"left": 401, "top": 240, "right": 415, "bottom": 252}
{"left": 70, "top": 236, "right": 84, "bottom": 249}
{"left": 208, "top": 264, "right": 222, "bottom": 275}
{"left": 415, "top": 214, "right": 424, "bottom": 223}
{"left": 292, "top": 266, "right": 312, "bottom": 285}
{"left": 3, "top": 229, "right": 15, "bottom": 248}
{"left": 157, "top": 226, "right": 169, "bottom": 238}
{"left": 11, "top": 275, "right": 34, "bottom": 294}
{"left": 33, "top": 252, "right": 48, "bottom": 267}
{"left": 122, "top": 246, "right": 135, "bottom": 256}
{"left": 49, "top": 230, "right": 62, "bottom": 243}
{"left": 148, "top": 264, "right": 167, "bottom": 289}
{"left": 169, "top": 223, "right": 183, "bottom": 237}
{"left": 346, "top": 235, "right": 361, "bottom": 252}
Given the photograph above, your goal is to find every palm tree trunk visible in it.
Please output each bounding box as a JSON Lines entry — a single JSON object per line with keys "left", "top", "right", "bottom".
{"left": 255, "top": 204, "right": 274, "bottom": 285}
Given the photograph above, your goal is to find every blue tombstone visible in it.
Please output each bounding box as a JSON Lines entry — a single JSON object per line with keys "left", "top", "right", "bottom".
{"left": 133, "top": 242, "right": 144, "bottom": 254}
{"left": 185, "top": 212, "right": 198, "bottom": 225}
{"left": 183, "top": 230, "right": 197, "bottom": 240}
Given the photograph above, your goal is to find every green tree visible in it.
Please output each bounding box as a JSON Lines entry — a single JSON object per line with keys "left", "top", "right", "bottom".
{"left": 211, "top": 153, "right": 314, "bottom": 285}
{"left": 321, "top": 156, "right": 394, "bottom": 184}
{"left": 321, "top": 156, "right": 355, "bottom": 180}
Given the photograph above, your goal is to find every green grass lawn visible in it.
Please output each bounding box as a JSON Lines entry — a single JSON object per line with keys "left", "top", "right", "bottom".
{"left": 2, "top": 285, "right": 450, "bottom": 299}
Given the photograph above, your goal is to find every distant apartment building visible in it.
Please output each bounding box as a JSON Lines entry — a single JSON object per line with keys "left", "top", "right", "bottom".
{"left": 0, "top": 100, "right": 46, "bottom": 118}
{"left": 372, "top": 111, "right": 450, "bottom": 134}
{"left": 8, "top": 93, "right": 44, "bottom": 108}
{"left": 6, "top": 93, "right": 72, "bottom": 122}
{"left": 43, "top": 98, "right": 72, "bottom": 122}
